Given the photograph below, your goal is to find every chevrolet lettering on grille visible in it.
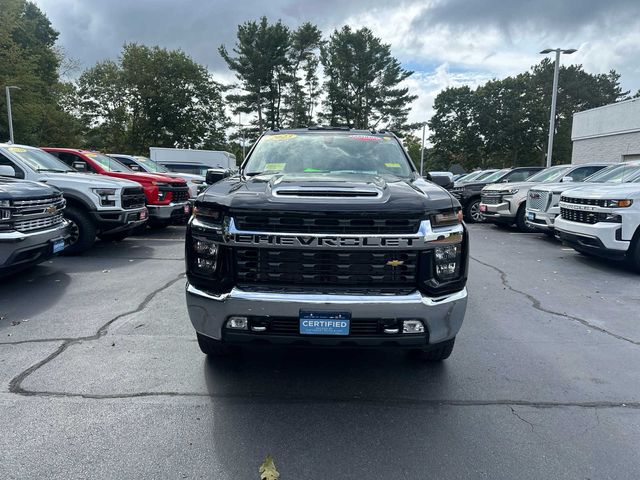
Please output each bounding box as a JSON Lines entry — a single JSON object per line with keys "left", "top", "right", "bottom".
{"left": 223, "top": 218, "right": 463, "bottom": 250}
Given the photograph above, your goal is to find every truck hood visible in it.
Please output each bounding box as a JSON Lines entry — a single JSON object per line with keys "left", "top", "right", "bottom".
{"left": 559, "top": 183, "right": 640, "bottom": 199}
{"left": 200, "top": 172, "right": 456, "bottom": 213}
{"left": 106, "top": 171, "right": 187, "bottom": 185}
{"left": 530, "top": 181, "right": 587, "bottom": 194}
{"left": 0, "top": 177, "right": 60, "bottom": 200}
{"left": 37, "top": 172, "right": 141, "bottom": 188}
{"left": 159, "top": 172, "right": 204, "bottom": 182}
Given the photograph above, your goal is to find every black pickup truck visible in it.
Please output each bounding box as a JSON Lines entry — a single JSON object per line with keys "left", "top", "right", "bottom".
{"left": 0, "top": 176, "right": 70, "bottom": 275}
{"left": 185, "top": 128, "right": 469, "bottom": 361}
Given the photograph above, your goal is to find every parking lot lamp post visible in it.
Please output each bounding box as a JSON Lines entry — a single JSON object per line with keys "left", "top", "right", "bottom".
{"left": 539, "top": 48, "right": 577, "bottom": 167}
{"left": 5, "top": 86, "right": 20, "bottom": 144}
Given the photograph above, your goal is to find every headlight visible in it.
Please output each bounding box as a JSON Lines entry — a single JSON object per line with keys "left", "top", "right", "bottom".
{"left": 152, "top": 181, "right": 171, "bottom": 187}
{"left": 192, "top": 205, "right": 223, "bottom": 221}
{"left": 434, "top": 244, "right": 462, "bottom": 281}
{"left": 603, "top": 199, "right": 633, "bottom": 208}
{"left": 0, "top": 200, "right": 10, "bottom": 207}
{"left": 498, "top": 188, "right": 519, "bottom": 195}
{"left": 192, "top": 237, "right": 218, "bottom": 273}
{"left": 431, "top": 210, "right": 463, "bottom": 226}
{"left": 92, "top": 188, "right": 117, "bottom": 207}
{"left": 0, "top": 200, "right": 10, "bottom": 221}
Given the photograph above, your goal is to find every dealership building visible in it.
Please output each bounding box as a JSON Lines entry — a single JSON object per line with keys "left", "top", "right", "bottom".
{"left": 571, "top": 97, "right": 640, "bottom": 164}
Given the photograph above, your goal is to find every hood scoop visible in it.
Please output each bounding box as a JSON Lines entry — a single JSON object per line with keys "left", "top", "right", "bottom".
{"left": 272, "top": 186, "right": 382, "bottom": 199}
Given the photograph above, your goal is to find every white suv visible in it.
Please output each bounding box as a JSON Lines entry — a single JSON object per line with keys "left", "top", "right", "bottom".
{"left": 480, "top": 164, "right": 607, "bottom": 231}
{"left": 554, "top": 169, "right": 640, "bottom": 270}
{"left": 526, "top": 162, "right": 639, "bottom": 234}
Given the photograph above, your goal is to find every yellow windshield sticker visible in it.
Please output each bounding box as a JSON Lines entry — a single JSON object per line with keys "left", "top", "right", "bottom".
{"left": 264, "top": 134, "right": 297, "bottom": 141}
{"left": 264, "top": 163, "right": 285, "bottom": 170}
{"left": 385, "top": 163, "right": 401, "bottom": 168}
{"left": 85, "top": 153, "right": 98, "bottom": 157}
{"left": 8, "top": 147, "right": 27, "bottom": 153}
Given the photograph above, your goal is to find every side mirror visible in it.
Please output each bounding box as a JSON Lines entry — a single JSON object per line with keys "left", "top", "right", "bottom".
{"left": 0, "top": 165, "right": 16, "bottom": 177}
{"left": 130, "top": 165, "right": 140, "bottom": 171}
{"left": 205, "top": 168, "right": 231, "bottom": 185}
{"left": 427, "top": 171, "right": 454, "bottom": 189}
{"left": 72, "top": 161, "right": 87, "bottom": 172}
{"left": 561, "top": 176, "right": 573, "bottom": 182}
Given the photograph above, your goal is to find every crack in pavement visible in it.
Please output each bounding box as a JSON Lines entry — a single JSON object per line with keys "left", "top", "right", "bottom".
{"left": 2, "top": 388, "right": 640, "bottom": 409}
{"left": 510, "top": 406, "right": 536, "bottom": 432}
{"left": 7, "top": 274, "right": 185, "bottom": 396}
{"left": 471, "top": 256, "right": 640, "bottom": 346}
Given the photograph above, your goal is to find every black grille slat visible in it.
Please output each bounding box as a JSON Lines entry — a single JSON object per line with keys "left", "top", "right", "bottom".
{"left": 481, "top": 195, "right": 502, "bottom": 205}
{"left": 561, "top": 196, "right": 607, "bottom": 207}
{"left": 560, "top": 208, "right": 608, "bottom": 224}
{"left": 235, "top": 248, "right": 418, "bottom": 289}
{"left": 159, "top": 185, "right": 190, "bottom": 203}
{"left": 232, "top": 210, "right": 420, "bottom": 234}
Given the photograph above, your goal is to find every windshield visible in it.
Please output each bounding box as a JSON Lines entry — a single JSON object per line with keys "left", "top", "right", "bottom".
{"left": 244, "top": 132, "right": 414, "bottom": 178}
{"left": 475, "top": 170, "right": 499, "bottom": 181}
{"left": 134, "top": 156, "right": 169, "bottom": 173}
{"left": 482, "top": 168, "right": 510, "bottom": 183}
{"left": 585, "top": 164, "right": 640, "bottom": 183}
{"left": 86, "top": 153, "right": 132, "bottom": 173}
{"left": 526, "top": 166, "right": 571, "bottom": 183}
{"left": 5, "top": 146, "right": 73, "bottom": 173}
{"left": 458, "top": 170, "right": 485, "bottom": 183}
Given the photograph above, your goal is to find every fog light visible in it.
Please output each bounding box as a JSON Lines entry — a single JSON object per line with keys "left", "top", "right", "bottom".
{"left": 227, "top": 316, "right": 248, "bottom": 330}
{"left": 196, "top": 257, "right": 216, "bottom": 270}
{"left": 403, "top": 320, "right": 425, "bottom": 334}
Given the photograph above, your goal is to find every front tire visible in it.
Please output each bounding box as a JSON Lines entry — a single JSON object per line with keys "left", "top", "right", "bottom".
{"left": 464, "top": 199, "right": 483, "bottom": 223}
{"left": 62, "top": 206, "right": 97, "bottom": 255}
{"left": 516, "top": 205, "right": 536, "bottom": 232}
{"left": 197, "top": 333, "right": 239, "bottom": 357}
{"left": 627, "top": 233, "right": 640, "bottom": 272}
{"left": 411, "top": 337, "right": 456, "bottom": 362}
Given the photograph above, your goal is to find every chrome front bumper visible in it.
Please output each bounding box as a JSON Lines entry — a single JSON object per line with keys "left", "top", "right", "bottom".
{"left": 186, "top": 283, "right": 468, "bottom": 345}
{"left": 0, "top": 220, "right": 71, "bottom": 270}
{"left": 147, "top": 202, "right": 190, "bottom": 220}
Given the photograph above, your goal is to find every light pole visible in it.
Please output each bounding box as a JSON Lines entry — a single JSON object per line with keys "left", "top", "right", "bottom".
{"left": 5, "top": 86, "right": 21, "bottom": 144}
{"left": 539, "top": 48, "right": 577, "bottom": 167}
{"left": 420, "top": 123, "right": 426, "bottom": 176}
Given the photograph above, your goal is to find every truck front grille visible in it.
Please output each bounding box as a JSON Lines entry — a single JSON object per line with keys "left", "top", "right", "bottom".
{"left": 14, "top": 212, "right": 65, "bottom": 232}
{"left": 256, "top": 316, "right": 383, "bottom": 336}
{"left": 527, "top": 190, "right": 550, "bottom": 211}
{"left": 481, "top": 194, "right": 502, "bottom": 205}
{"left": 121, "top": 187, "right": 146, "bottom": 209}
{"left": 560, "top": 196, "right": 608, "bottom": 207}
{"left": 232, "top": 210, "right": 421, "bottom": 234}
{"left": 560, "top": 208, "right": 608, "bottom": 224}
{"left": 235, "top": 248, "right": 418, "bottom": 290}
{"left": 11, "top": 194, "right": 66, "bottom": 233}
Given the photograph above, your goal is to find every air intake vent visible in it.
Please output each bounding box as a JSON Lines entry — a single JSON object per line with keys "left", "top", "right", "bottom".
{"left": 273, "top": 187, "right": 381, "bottom": 198}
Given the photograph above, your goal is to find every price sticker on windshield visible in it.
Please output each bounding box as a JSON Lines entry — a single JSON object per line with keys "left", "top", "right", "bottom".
{"left": 264, "top": 134, "right": 297, "bottom": 141}
{"left": 8, "top": 147, "right": 27, "bottom": 153}
{"left": 264, "top": 163, "right": 285, "bottom": 171}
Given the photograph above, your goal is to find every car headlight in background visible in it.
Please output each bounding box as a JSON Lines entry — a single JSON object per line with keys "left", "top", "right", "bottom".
{"left": 603, "top": 199, "right": 633, "bottom": 208}
{"left": 498, "top": 188, "right": 519, "bottom": 195}
{"left": 192, "top": 237, "right": 218, "bottom": 273}
{"left": 92, "top": 188, "right": 117, "bottom": 207}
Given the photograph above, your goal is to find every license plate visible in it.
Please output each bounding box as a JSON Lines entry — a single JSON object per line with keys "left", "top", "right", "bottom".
{"left": 52, "top": 238, "right": 65, "bottom": 254}
{"left": 479, "top": 204, "right": 487, "bottom": 212}
{"left": 300, "top": 311, "right": 350, "bottom": 336}
{"left": 139, "top": 209, "right": 148, "bottom": 220}
{"left": 527, "top": 212, "right": 535, "bottom": 221}
{"left": 183, "top": 204, "right": 190, "bottom": 214}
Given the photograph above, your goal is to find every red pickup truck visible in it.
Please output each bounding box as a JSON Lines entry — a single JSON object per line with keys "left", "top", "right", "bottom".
{"left": 43, "top": 148, "right": 191, "bottom": 227}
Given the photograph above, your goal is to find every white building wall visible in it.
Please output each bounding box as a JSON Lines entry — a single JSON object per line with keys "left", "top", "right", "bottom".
{"left": 572, "top": 131, "right": 640, "bottom": 164}
{"left": 571, "top": 98, "right": 640, "bottom": 165}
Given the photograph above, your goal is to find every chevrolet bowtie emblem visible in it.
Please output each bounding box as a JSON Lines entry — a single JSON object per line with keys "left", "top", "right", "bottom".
{"left": 46, "top": 206, "right": 57, "bottom": 214}
{"left": 386, "top": 259, "right": 404, "bottom": 267}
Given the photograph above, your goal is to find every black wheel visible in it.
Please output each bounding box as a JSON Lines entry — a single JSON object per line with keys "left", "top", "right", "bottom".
{"left": 411, "top": 337, "right": 455, "bottom": 362}
{"left": 197, "top": 333, "right": 239, "bottom": 357}
{"left": 62, "top": 206, "right": 97, "bottom": 255}
{"left": 544, "top": 230, "right": 556, "bottom": 239}
{"left": 464, "top": 199, "right": 483, "bottom": 223}
{"left": 626, "top": 232, "right": 640, "bottom": 272}
{"left": 516, "top": 205, "right": 536, "bottom": 232}
{"left": 98, "top": 231, "right": 130, "bottom": 242}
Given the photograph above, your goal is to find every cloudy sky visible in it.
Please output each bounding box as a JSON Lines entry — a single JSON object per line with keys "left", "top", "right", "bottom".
{"left": 35, "top": 0, "right": 640, "bottom": 132}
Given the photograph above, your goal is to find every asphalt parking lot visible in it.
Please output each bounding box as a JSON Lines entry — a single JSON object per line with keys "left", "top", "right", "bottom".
{"left": 1, "top": 224, "right": 639, "bottom": 479}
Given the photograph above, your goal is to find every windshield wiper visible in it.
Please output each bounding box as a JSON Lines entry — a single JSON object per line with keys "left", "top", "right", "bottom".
{"left": 244, "top": 171, "right": 274, "bottom": 177}
{"left": 37, "top": 168, "right": 68, "bottom": 173}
